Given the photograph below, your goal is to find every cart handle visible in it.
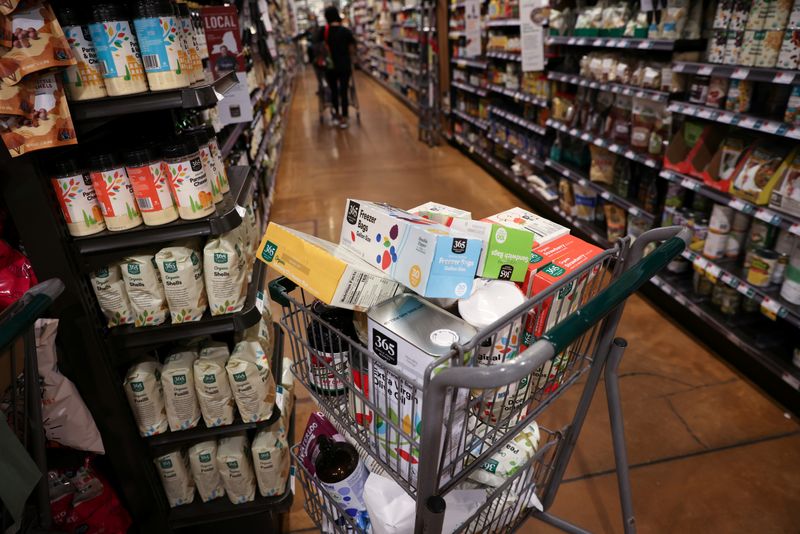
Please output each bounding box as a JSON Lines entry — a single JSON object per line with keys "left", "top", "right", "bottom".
{"left": 269, "top": 276, "right": 297, "bottom": 307}
{"left": 0, "top": 279, "right": 65, "bottom": 354}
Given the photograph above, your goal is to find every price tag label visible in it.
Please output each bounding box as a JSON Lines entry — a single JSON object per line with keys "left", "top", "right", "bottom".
{"left": 637, "top": 40, "right": 651, "bottom": 49}
{"left": 580, "top": 133, "right": 591, "bottom": 141}
{"left": 704, "top": 263, "right": 722, "bottom": 283}
{"left": 789, "top": 223, "right": 800, "bottom": 236}
{"left": 593, "top": 39, "right": 603, "bottom": 46}
{"left": 720, "top": 272, "right": 733, "bottom": 286}
{"left": 289, "top": 466, "right": 296, "bottom": 494}
{"left": 457, "top": 60, "right": 466, "bottom": 68}
{"left": 590, "top": 81, "right": 600, "bottom": 89}
{"left": 760, "top": 297, "right": 781, "bottom": 320}
{"left": 739, "top": 116, "right": 757, "bottom": 128}
{"left": 681, "top": 178, "right": 700, "bottom": 191}
{"left": 570, "top": 128, "right": 579, "bottom": 136}
{"left": 567, "top": 37, "right": 577, "bottom": 45}
{"left": 681, "top": 250, "right": 694, "bottom": 261}
{"left": 673, "top": 63, "right": 685, "bottom": 72}
{"left": 787, "top": 127, "right": 800, "bottom": 140}
{"left": 255, "top": 290, "right": 265, "bottom": 313}
{"left": 698, "top": 108, "right": 712, "bottom": 119}
{"left": 469, "top": 145, "right": 474, "bottom": 154}
{"left": 731, "top": 68, "right": 749, "bottom": 80}
{"left": 628, "top": 206, "right": 640, "bottom": 217}
{"left": 755, "top": 208, "right": 780, "bottom": 225}
{"left": 736, "top": 281, "right": 755, "bottom": 298}
{"left": 692, "top": 256, "right": 709, "bottom": 272}
{"left": 645, "top": 158, "right": 658, "bottom": 168}
{"left": 697, "top": 65, "right": 713, "bottom": 76}
{"left": 674, "top": 292, "right": 688, "bottom": 305}
{"left": 773, "top": 71, "right": 795, "bottom": 84}
{"left": 625, "top": 149, "right": 637, "bottom": 159}
{"left": 600, "top": 191, "right": 612, "bottom": 200}
{"left": 608, "top": 39, "right": 619, "bottom": 47}
{"left": 609, "top": 144, "right": 620, "bottom": 152}
{"left": 728, "top": 198, "right": 748, "bottom": 212}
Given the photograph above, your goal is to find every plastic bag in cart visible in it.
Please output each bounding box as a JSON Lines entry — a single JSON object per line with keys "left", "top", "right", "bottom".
{"left": 0, "top": 239, "right": 37, "bottom": 311}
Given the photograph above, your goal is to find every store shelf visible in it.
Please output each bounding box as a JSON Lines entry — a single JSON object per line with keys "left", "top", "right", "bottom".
{"left": 486, "top": 50, "right": 521, "bottom": 61}
{"left": 672, "top": 61, "right": 800, "bottom": 85}
{"left": 486, "top": 18, "right": 520, "bottom": 27}
{"left": 74, "top": 166, "right": 255, "bottom": 268}
{"left": 489, "top": 106, "right": 548, "bottom": 136}
{"left": 449, "top": 1, "right": 465, "bottom": 10}
{"left": 451, "top": 57, "right": 489, "bottom": 69}
{"left": 660, "top": 169, "right": 800, "bottom": 237}
{"left": 401, "top": 37, "right": 419, "bottom": 44}
{"left": 667, "top": 101, "right": 800, "bottom": 139}
{"left": 546, "top": 159, "right": 655, "bottom": 220}
{"left": 546, "top": 119, "right": 662, "bottom": 169}
{"left": 487, "top": 83, "right": 548, "bottom": 107}
{"left": 70, "top": 71, "right": 239, "bottom": 121}
{"left": 548, "top": 71, "right": 670, "bottom": 103}
{"left": 449, "top": 30, "right": 465, "bottom": 39}
{"left": 545, "top": 36, "right": 704, "bottom": 51}
{"left": 452, "top": 109, "right": 489, "bottom": 130}
{"left": 487, "top": 133, "right": 547, "bottom": 171}
{"left": 108, "top": 257, "right": 266, "bottom": 351}
{"left": 366, "top": 71, "right": 419, "bottom": 112}
{"left": 452, "top": 80, "right": 489, "bottom": 96}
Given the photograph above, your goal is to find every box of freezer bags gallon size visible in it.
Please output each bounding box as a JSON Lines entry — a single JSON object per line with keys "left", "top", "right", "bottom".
{"left": 257, "top": 222, "right": 401, "bottom": 311}
{"left": 339, "top": 199, "right": 482, "bottom": 299}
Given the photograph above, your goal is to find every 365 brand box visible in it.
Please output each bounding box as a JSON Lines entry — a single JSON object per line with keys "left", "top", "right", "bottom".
{"left": 449, "top": 219, "right": 535, "bottom": 282}
{"left": 483, "top": 207, "right": 570, "bottom": 247}
{"left": 257, "top": 222, "right": 401, "bottom": 311}
{"left": 339, "top": 199, "right": 482, "bottom": 299}
{"left": 408, "top": 201, "right": 472, "bottom": 227}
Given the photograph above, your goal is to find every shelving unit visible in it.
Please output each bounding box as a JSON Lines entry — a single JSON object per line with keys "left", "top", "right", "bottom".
{"left": 547, "top": 71, "right": 670, "bottom": 103}
{"left": 667, "top": 101, "right": 800, "bottom": 139}
{"left": 547, "top": 119, "right": 661, "bottom": 168}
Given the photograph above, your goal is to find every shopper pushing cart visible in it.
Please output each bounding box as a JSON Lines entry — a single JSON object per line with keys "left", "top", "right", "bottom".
{"left": 314, "top": 6, "right": 359, "bottom": 128}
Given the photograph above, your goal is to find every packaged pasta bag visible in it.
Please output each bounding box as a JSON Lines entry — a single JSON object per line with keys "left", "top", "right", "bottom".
{"left": 156, "top": 245, "right": 208, "bottom": 323}
{"left": 123, "top": 359, "right": 168, "bottom": 437}
{"left": 119, "top": 254, "right": 168, "bottom": 327}
{"left": 161, "top": 350, "right": 201, "bottom": 431}
{"left": 89, "top": 264, "right": 134, "bottom": 327}
{"left": 0, "top": 1, "right": 21, "bottom": 16}
{"left": 236, "top": 314, "right": 274, "bottom": 361}
{"left": 154, "top": 450, "right": 195, "bottom": 507}
{"left": 226, "top": 340, "right": 276, "bottom": 423}
{"left": 1, "top": 72, "right": 77, "bottom": 157}
{"left": 217, "top": 434, "right": 256, "bottom": 504}
{"left": 251, "top": 422, "right": 290, "bottom": 497}
{"left": 194, "top": 342, "right": 235, "bottom": 427}
{"left": 0, "top": 0, "right": 75, "bottom": 84}
{"left": 203, "top": 231, "right": 247, "bottom": 316}
{"left": 188, "top": 440, "right": 225, "bottom": 503}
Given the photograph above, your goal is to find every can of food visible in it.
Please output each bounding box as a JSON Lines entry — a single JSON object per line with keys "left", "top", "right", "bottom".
{"left": 709, "top": 204, "right": 734, "bottom": 233}
{"left": 726, "top": 230, "right": 747, "bottom": 259}
{"left": 771, "top": 253, "right": 789, "bottom": 284}
{"left": 690, "top": 216, "right": 709, "bottom": 252}
{"left": 719, "top": 286, "right": 741, "bottom": 316}
{"left": 703, "top": 229, "right": 729, "bottom": 260}
{"left": 780, "top": 240, "right": 800, "bottom": 304}
{"left": 731, "top": 211, "right": 751, "bottom": 232}
{"left": 746, "top": 248, "right": 778, "bottom": 287}
{"left": 744, "top": 221, "right": 777, "bottom": 267}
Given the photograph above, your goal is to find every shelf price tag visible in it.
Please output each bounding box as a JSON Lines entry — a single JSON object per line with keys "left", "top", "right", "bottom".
{"left": 727, "top": 198, "right": 748, "bottom": 212}
{"left": 289, "top": 466, "right": 296, "bottom": 494}
{"left": 681, "top": 178, "right": 700, "bottom": 191}
{"left": 697, "top": 108, "right": 713, "bottom": 119}
{"left": 673, "top": 63, "right": 685, "bottom": 72}
{"left": 255, "top": 290, "right": 265, "bottom": 313}
{"left": 773, "top": 71, "right": 795, "bottom": 84}
{"left": 731, "top": 68, "right": 749, "bottom": 80}
{"left": 600, "top": 191, "right": 612, "bottom": 200}
{"left": 789, "top": 223, "right": 800, "bottom": 236}
{"left": 644, "top": 158, "right": 658, "bottom": 168}
{"left": 624, "top": 149, "right": 637, "bottom": 159}
{"left": 760, "top": 297, "right": 781, "bottom": 321}
{"left": 705, "top": 263, "right": 722, "bottom": 283}
{"left": 609, "top": 144, "right": 620, "bottom": 152}
{"left": 739, "top": 116, "right": 757, "bottom": 128}
{"left": 734, "top": 280, "right": 755, "bottom": 298}
{"left": 755, "top": 208, "right": 780, "bottom": 225}
{"left": 697, "top": 65, "right": 713, "bottom": 76}
{"left": 628, "top": 206, "right": 640, "bottom": 217}
{"left": 692, "top": 255, "right": 708, "bottom": 273}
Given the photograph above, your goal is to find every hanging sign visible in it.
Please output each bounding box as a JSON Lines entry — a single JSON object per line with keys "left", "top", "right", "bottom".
{"left": 520, "top": 0, "right": 545, "bottom": 72}
{"left": 464, "top": 0, "right": 481, "bottom": 57}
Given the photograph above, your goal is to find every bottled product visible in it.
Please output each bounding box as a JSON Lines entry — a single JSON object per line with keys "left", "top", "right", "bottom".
{"left": 177, "top": 2, "right": 204, "bottom": 83}
{"left": 186, "top": 125, "right": 229, "bottom": 194}
{"left": 51, "top": 160, "right": 106, "bottom": 236}
{"left": 132, "top": 0, "right": 191, "bottom": 90}
{"left": 88, "top": 153, "right": 143, "bottom": 231}
{"left": 306, "top": 301, "right": 356, "bottom": 395}
{"left": 58, "top": 6, "right": 108, "bottom": 101}
{"left": 746, "top": 249, "right": 778, "bottom": 288}
{"left": 88, "top": 3, "right": 149, "bottom": 96}
{"left": 125, "top": 147, "right": 178, "bottom": 226}
{"left": 314, "top": 435, "right": 370, "bottom": 529}
{"left": 162, "top": 139, "right": 215, "bottom": 219}
{"left": 781, "top": 238, "right": 800, "bottom": 304}
{"left": 183, "top": 128, "right": 223, "bottom": 203}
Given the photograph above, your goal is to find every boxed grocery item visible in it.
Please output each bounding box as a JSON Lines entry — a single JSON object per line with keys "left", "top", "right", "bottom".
{"left": 703, "top": 135, "right": 749, "bottom": 191}
{"left": 729, "top": 145, "right": 794, "bottom": 204}
{"left": 367, "top": 293, "right": 477, "bottom": 483}
{"left": 663, "top": 121, "right": 717, "bottom": 175}
{"left": 258, "top": 222, "right": 401, "bottom": 311}
{"left": 769, "top": 150, "right": 800, "bottom": 215}
{"left": 339, "top": 199, "right": 482, "bottom": 299}
{"left": 449, "top": 219, "right": 535, "bottom": 282}
{"left": 408, "top": 201, "right": 471, "bottom": 227}
{"left": 482, "top": 207, "right": 569, "bottom": 247}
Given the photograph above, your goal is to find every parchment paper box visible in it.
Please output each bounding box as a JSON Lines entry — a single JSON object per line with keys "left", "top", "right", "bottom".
{"left": 257, "top": 222, "right": 401, "bottom": 311}
{"left": 408, "top": 201, "right": 472, "bottom": 227}
{"left": 483, "top": 207, "right": 570, "bottom": 247}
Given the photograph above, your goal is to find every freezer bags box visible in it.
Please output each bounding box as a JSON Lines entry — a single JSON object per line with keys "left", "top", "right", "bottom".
{"left": 367, "top": 294, "right": 477, "bottom": 483}
{"left": 257, "top": 222, "right": 401, "bottom": 311}
{"left": 408, "top": 201, "right": 471, "bottom": 227}
{"left": 340, "top": 199, "right": 482, "bottom": 298}
{"left": 483, "top": 207, "right": 569, "bottom": 247}
{"left": 449, "top": 219, "right": 535, "bottom": 282}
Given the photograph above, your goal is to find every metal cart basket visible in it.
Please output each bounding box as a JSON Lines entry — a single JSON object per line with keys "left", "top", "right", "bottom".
{"left": 269, "top": 226, "right": 690, "bottom": 534}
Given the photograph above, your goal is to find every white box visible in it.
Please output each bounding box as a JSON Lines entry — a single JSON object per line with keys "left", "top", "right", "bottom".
{"left": 483, "top": 207, "right": 570, "bottom": 247}
{"left": 408, "top": 201, "right": 472, "bottom": 227}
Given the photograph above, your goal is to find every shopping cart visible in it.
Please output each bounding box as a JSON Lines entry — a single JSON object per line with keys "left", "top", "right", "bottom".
{"left": 269, "top": 226, "right": 690, "bottom": 534}
{"left": 317, "top": 68, "right": 362, "bottom": 124}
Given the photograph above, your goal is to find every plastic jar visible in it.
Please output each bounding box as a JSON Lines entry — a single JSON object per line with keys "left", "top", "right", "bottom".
{"left": 89, "top": 3, "right": 149, "bottom": 96}
{"left": 182, "top": 128, "right": 223, "bottom": 203}
{"left": 162, "top": 139, "right": 215, "bottom": 219}
{"left": 194, "top": 125, "right": 229, "bottom": 194}
{"left": 58, "top": 6, "right": 108, "bottom": 101}
{"left": 177, "top": 2, "right": 204, "bottom": 83}
{"left": 132, "top": 0, "right": 191, "bottom": 91}
{"left": 781, "top": 239, "right": 800, "bottom": 305}
{"left": 88, "top": 153, "right": 143, "bottom": 231}
{"left": 125, "top": 147, "right": 179, "bottom": 226}
{"left": 51, "top": 160, "right": 106, "bottom": 236}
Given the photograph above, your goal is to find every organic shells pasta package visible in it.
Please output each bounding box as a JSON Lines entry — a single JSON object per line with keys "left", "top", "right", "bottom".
{"left": 156, "top": 245, "right": 208, "bottom": 323}
{"left": 217, "top": 434, "right": 256, "bottom": 504}
{"left": 161, "top": 350, "right": 201, "bottom": 431}
{"left": 119, "top": 254, "right": 168, "bottom": 327}
{"left": 188, "top": 440, "right": 225, "bottom": 503}
{"left": 0, "top": 1, "right": 75, "bottom": 85}
{"left": 204, "top": 231, "right": 247, "bottom": 316}
{"left": 194, "top": 342, "right": 235, "bottom": 427}
{"left": 123, "top": 360, "right": 168, "bottom": 437}
{"left": 154, "top": 450, "right": 195, "bottom": 507}
{"left": 251, "top": 423, "right": 290, "bottom": 497}
{"left": 237, "top": 315, "right": 274, "bottom": 362}
{"left": 226, "top": 340, "right": 276, "bottom": 423}
{"left": 90, "top": 264, "right": 134, "bottom": 327}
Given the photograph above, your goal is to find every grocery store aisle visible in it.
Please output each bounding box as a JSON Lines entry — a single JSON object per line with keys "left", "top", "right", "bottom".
{"left": 270, "top": 69, "right": 800, "bottom": 533}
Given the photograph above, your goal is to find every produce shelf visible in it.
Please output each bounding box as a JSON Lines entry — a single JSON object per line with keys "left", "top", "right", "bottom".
{"left": 545, "top": 36, "right": 704, "bottom": 51}
{"left": 109, "top": 257, "right": 266, "bottom": 351}
{"left": 672, "top": 61, "right": 800, "bottom": 85}
{"left": 548, "top": 71, "right": 670, "bottom": 103}
{"left": 70, "top": 71, "right": 239, "bottom": 121}
{"left": 452, "top": 80, "right": 489, "bottom": 96}
{"left": 546, "top": 119, "right": 662, "bottom": 169}
{"left": 74, "top": 166, "right": 255, "bottom": 269}
{"left": 667, "top": 101, "right": 800, "bottom": 140}
{"left": 452, "top": 109, "right": 490, "bottom": 130}
{"left": 489, "top": 106, "right": 548, "bottom": 136}
{"left": 487, "top": 84, "right": 549, "bottom": 107}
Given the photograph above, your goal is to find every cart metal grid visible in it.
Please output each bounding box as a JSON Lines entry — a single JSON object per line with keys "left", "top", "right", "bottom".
{"left": 270, "top": 226, "right": 690, "bottom": 534}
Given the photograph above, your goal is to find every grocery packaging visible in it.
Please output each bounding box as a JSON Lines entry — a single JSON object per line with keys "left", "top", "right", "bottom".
{"left": 252, "top": 423, "right": 290, "bottom": 497}
{"left": 155, "top": 245, "right": 208, "bottom": 322}
{"left": 124, "top": 360, "right": 168, "bottom": 436}
{"left": 769, "top": 150, "right": 800, "bottom": 216}
{"left": 483, "top": 207, "right": 570, "bottom": 246}
{"left": 315, "top": 435, "right": 370, "bottom": 529}
{"left": 226, "top": 340, "right": 276, "bottom": 422}
{"left": 188, "top": 440, "right": 225, "bottom": 502}
{"left": 119, "top": 254, "right": 168, "bottom": 327}
{"left": 296, "top": 411, "right": 345, "bottom": 476}
{"left": 449, "top": 218, "right": 535, "bottom": 282}
{"left": 408, "top": 201, "right": 472, "bottom": 226}
{"left": 154, "top": 450, "right": 195, "bottom": 507}
{"left": 90, "top": 264, "right": 134, "bottom": 327}
{"left": 217, "top": 434, "right": 256, "bottom": 504}
{"left": 339, "top": 199, "right": 483, "bottom": 298}
{"left": 50, "top": 160, "right": 105, "bottom": 237}
{"left": 194, "top": 342, "right": 235, "bottom": 427}
{"left": 258, "top": 222, "right": 401, "bottom": 310}
{"left": 161, "top": 350, "right": 201, "bottom": 431}
{"left": 729, "top": 146, "right": 794, "bottom": 205}
{"left": 467, "top": 420, "right": 540, "bottom": 487}
{"left": 204, "top": 231, "right": 248, "bottom": 316}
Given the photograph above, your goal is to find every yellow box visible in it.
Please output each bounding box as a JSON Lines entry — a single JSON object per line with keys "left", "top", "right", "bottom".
{"left": 729, "top": 146, "right": 797, "bottom": 205}
{"left": 257, "top": 223, "right": 401, "bottom": 311}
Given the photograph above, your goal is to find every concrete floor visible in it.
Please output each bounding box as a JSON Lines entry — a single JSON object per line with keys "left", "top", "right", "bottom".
{"left": 270, "top": 69, "right": 800, "bottom": 533}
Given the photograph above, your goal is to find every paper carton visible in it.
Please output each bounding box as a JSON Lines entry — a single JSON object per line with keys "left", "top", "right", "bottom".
{"left": 482, "top": 207, "right": 570, "bottom": 247}
{"left": 769, "top": 151, "right": 800, "bottom": 216}
{"left": 449, "top": 219, "right": 535, "bottom": 282}
{"left": 408, "top": 201, "right": 472, "bottom": 227}
{"left": 730, "top": 146, "right": 797, "bottom": 205}
{"left": 257, "top": 223, "right": 401, "bottom": 311}
{"left": 339, "top": 199, "right": 482, "bottom": 298}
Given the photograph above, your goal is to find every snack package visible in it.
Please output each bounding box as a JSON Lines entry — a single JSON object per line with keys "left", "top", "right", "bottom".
{"left": 769, "top": 151, "right": 800, "bottom": 215}
{"left": 590, "top": 146, "right": 616, "bottom": 185}
{"left": 730, "top": 146, "right": 792, "bottom": 204}
{"left": 604, "top": 204, "right": 627, "bottom": 242}
{"left": 188, "top": 440, "right": 225, "bottom": 502}
{"left": 226, "top": 340, "right": 276, "bottom": 422}
{"left": 194, "top": 342, "right": 235, "bottom": 427}
{"left": 217, "top": 434, "right": 256, "bottom": 504}
{"left": 777, "top": 29, "right": 800, "bottom": 69}
{"left": 154, "top": 450, "right": 195, "bottom": 507}
{"left": 124, "top": 360, "right": 168, "bottom": 436}
{"left": 155, "top": 245, "right": 208, "bottom": 323}
{"left": 0, "top": 79, "right": 30, "bottom": 115}
{"left": 251, "top": 423, "right": 290, "bottom": 497}
{"left": 572, "top": 184, "right": 597, "bottom": 221}
{"left": 161, "top": 350, "right": 201, "bottom": 431}
{"left": 203, "top": 231, "right": 247, "bottom": 316}
{"left": 706, "top": 77, "right": 730, "bottom": 108}
{"left": 119, "top": 254, "right": 168, "bottom": 327}
{"left": 90, "top": 264, "right": 134, "bottom": 327}
{"left": 725, "top": 79, "right": 753, "bottom": 112}
{"left": 467, "top": 420, "right": 540, "bottom": 487}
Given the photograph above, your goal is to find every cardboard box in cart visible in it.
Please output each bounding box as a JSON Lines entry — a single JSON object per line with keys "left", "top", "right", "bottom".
{"left": 339, "top": 199, "right": 483, "bottom": 299}
{"left": 408, "top": 201, "right": 471, "bottom": 227}
{"left": 449, "top": 219, "right": 535, "bottom": 282}
{"left": 483, "top": 207, "right": 570, "bottom": 247}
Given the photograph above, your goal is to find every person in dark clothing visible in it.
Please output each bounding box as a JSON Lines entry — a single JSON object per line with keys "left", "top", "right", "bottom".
{"left": 317, "top": 6, "right": 356, "bottom": 128}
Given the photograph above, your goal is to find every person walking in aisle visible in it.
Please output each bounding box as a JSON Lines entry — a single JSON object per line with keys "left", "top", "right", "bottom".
{"left": 316, "top": 5, "right": 356, "bottom": 129}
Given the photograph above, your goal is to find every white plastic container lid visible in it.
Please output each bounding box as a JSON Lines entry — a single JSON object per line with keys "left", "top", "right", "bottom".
{"left": 457, "top": 279, "right": 526, "bottom": 330}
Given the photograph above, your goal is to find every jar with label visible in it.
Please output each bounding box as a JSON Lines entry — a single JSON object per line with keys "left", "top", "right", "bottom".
{"left": 780, "top": 239, "right": 800, "bottom": 305}
{"left": 177, "top": 2, "right": 204, "bottom": 83}
{"left": 744, "top": 221, "right": 777, "bottom": 267}
{"left": 725, "top": 230, "right": 746, "bottom": 259}
{"left": 125, "top": 147, "right": 178, "bottom": 226}
{"left": 719, "top": 286, "right": 741, "bottom": 316}
{"left": 693, "top": 270, "right": 714, "bottom": 297}
{"left": 162, "top": 138, "right": 215, "bottom": 220}
{"left": 182, "top": 128, "right": 223, "bottom": 203}
{"left": 89, "top": 3, "right": 149, "bottom": 96}
{"left": 88, "top": 153, "right": 143, "bottom": 231}
{"left": 193, "top": 125, "right": 229, "bottom": 193}
{"left": 306, "top": 301, "right": 355, "bottom": 396}
{"left": 51, "top": 160, "right": 106, "bottom": 236}
{"left": 132, "top": 0, "right": 191, "bottom": 91}
{"left": 314, "top": 435, "right": 370, "bottom": 530}
{"left": 58, "top": 6, "right": 108, "bottom": 101}
{"left": 709, "top": 204, "right": 734, "bottom": 233}
{"left": 772, "top": 253, "right": 789, "bottom": 285}
{"left": 746, "top": 248, "right": 778, "bottom": 288}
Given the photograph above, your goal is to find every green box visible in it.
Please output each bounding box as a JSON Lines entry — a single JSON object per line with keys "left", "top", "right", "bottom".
{"left": 450, "top": 219, "right": 535, "bottom": 282}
